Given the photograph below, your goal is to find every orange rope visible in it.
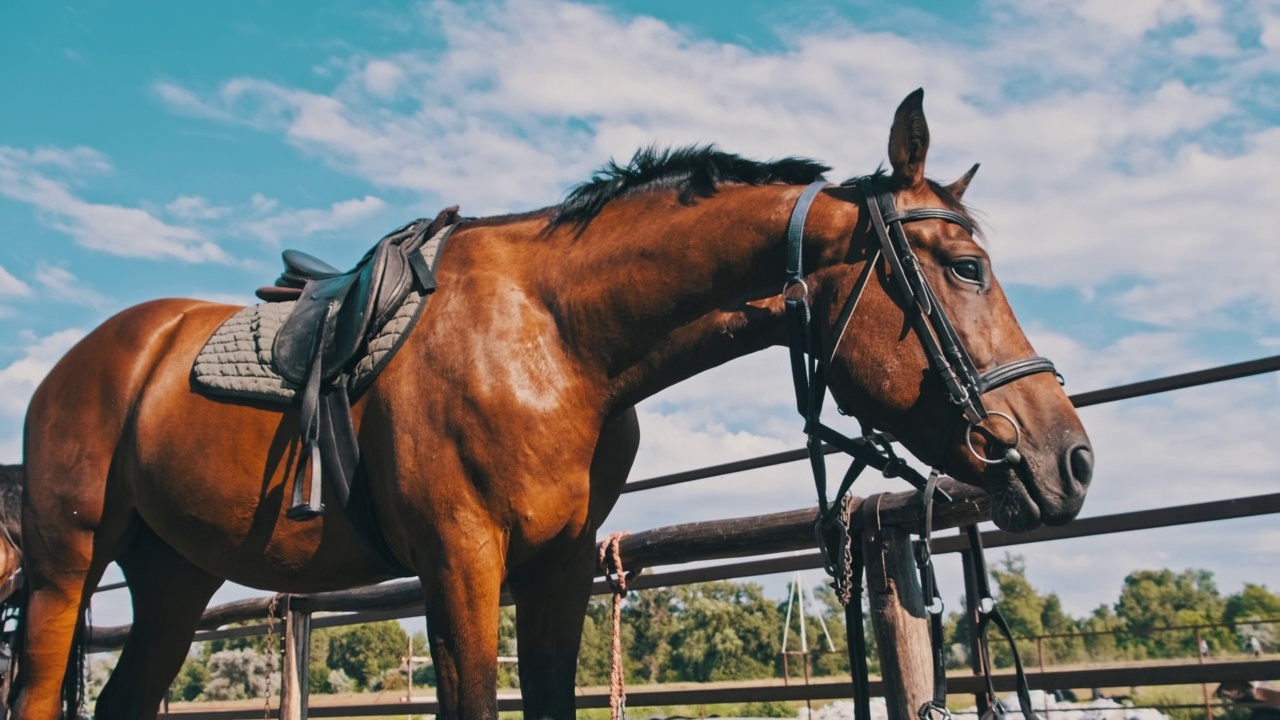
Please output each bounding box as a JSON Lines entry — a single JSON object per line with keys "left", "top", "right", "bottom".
{"left": 598, "top": 532, "right": 630, "bottom": 720}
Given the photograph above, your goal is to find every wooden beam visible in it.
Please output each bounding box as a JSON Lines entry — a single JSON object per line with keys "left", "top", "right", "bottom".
{"left": 862, "top": 496, "right": 933, "bottom": 720}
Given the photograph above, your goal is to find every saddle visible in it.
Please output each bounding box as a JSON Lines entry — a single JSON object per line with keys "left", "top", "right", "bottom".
{"left": 257, "top": 206, "right": 460, "bottom": 521}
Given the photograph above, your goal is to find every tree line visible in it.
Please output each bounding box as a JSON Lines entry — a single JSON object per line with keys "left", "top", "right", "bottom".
{"left": 85, "top": 558, "right": 1278, "bottom": 702}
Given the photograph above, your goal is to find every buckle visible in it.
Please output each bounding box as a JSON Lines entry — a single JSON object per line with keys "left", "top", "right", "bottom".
{"left": 913, "top": 538, "right": 932, "bottom": 567}
{"left": 980, "top": 698, "right": 1010, "bottom": 720}
{"left": 919, "top": 700, "right": 953, "bottom": 720}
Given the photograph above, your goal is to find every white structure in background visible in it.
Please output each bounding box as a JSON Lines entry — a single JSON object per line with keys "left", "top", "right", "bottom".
{"left": 782, "top": 570, "right": 837, "bottom": 716}
{"left": 805, "top": 691, "right": 1172, "bottom": 720}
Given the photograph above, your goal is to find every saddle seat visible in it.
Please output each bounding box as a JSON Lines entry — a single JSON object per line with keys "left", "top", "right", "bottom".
{"left": 279, "top": 249, "right": 342, "bottom": 284}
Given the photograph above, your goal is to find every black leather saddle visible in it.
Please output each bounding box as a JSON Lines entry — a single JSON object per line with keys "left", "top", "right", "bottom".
{"left": 257, "top": 206, "right": 460, "bottom": 521}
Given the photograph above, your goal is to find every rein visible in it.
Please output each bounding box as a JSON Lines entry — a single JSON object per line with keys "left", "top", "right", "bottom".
{"left": 784, "top": 178, "right": 1056, "bottom": 720}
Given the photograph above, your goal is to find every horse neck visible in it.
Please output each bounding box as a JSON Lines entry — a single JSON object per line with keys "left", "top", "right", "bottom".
{"left": 544, "top": 184, "right": 859, "bottom": 410}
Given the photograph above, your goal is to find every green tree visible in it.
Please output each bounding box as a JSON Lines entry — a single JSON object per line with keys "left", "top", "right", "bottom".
{"left": 497, "top": 606, "right": 518, "bottom": 688}
{"left": 624, "top": 587, "right": 679, "bottom": 683}
{"left": 308, "top": 626, "right": 335, "bottom": 694}
{"left": 409, "top": 631, "right": 434, "bottom": 688}
{"left": 576, "top": 597, "right": 615, "bottom": 687}
{"left": 1223, "top": 583, "right": 1280, "bottom": 651}
{"left": 1080, "top": 604, "right": 1133, "bottom": 662}
{"left": 668, "top": 581, "right": 781, "bottom": 682}
{"left": 1114, "top": 569, "right": 1230, "bottom": 658}
{"left": 326, "top": 620, "right": 409, "bottom": 689}
{"left": 167, "top": 651, "right": 210, "bottom": 702}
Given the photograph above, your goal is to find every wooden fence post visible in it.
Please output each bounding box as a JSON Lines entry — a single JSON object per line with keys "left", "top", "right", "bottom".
{"left": 280, "top": 600, "right": 311, "bottom": 720}
{"left": 862, "top": 500, "right": 935, "bottom": 720}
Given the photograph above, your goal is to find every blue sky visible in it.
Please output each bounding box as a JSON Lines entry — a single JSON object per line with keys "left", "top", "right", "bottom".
{"left": 3, "top": 0, "right": 1279, "bottom": 632}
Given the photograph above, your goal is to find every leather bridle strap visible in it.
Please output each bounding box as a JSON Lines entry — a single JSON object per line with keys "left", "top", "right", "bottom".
{"left": 858, "top": 176, "right": 1060, "bottom": 428}
{"left": 965, "top": 524, "right": 1042, "bottom": 720}
{"left": 916, "top": 473, "right": 950, "bottom": 720}
{"left": 786, "top": 182, "right": 931, "bottom": 520}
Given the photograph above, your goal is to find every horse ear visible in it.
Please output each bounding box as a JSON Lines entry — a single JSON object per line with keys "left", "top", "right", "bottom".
{"left": 888, "top": 88, "right": 929, "bottom": 188}
{"left": 946, "top": 163, "right": 980, "bottom": 201}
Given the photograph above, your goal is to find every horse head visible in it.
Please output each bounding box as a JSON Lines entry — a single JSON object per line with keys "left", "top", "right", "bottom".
{"left": 812, "top": 90, "right": 1092, "bottom": 532}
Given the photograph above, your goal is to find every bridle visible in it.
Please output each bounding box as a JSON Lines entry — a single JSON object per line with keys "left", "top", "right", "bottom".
{"left": 788, "top": 177, "right": 1061, "bottom": 470}
{"left": 783, "top": 177, "right": 1060, "bottom": 720}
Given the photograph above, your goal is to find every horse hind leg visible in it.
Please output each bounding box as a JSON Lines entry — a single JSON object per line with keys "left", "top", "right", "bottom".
{"left": 15, "top": 446, "right": 134, "bottom": 719}
{"left": 12, "top": 522, "right": 116, "bottom": 720}
{"left": 94, "top": 524, "right": 222, "bottom": 720}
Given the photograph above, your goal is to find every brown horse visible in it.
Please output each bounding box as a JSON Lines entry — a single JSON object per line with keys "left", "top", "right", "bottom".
{"left": 15, "top": 90, "right": 1091, "bottom": 719}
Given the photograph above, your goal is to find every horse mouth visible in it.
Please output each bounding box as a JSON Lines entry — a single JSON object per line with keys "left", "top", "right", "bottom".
{"left": 988, "top": 465, "right": 1043, "bottom": 533}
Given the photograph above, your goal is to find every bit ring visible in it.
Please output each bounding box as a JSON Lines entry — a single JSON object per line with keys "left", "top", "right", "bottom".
{"left": 965, "top": 411, "right": 1022, "bottom": 466}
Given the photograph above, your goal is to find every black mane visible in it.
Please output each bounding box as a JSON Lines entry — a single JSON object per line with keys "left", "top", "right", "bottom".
{"left": 551, "top": 145, "right": 831, "bottom": 228}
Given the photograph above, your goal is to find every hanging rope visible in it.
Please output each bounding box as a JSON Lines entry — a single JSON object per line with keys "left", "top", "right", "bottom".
{"left": 598, "top": 532, "right": 631, "bottom": 720}
{"left": 263, "top": 593, "right": 283, "bottom": 720}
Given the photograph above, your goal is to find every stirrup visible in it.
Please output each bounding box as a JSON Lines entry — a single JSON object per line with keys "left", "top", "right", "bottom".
{"left": 286, "top": 503, "right": 324, "bottom": 521}
{"left": 286, "top": 442, "right": 325, "bottom": 521}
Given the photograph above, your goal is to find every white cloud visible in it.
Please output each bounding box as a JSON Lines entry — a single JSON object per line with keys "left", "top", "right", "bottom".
{"left": 1070, "top": 0, "right": 1222, "bottom": 38}
{"left": 1263, "top": 11, "right": 1280, "bottom": 50}
{"left": 250, "top": 193, "right": 279, "bottom": 214}
{"left": 362, "top": 60, "right": 405, "bottom": 98}
{"left": 243, "top": 195, "right": 386, "bottom": 245}
{"left": 165, "top": 195, "right": 229, "bottom": 220}
{"left": 0, "top": 329, "right": 86, "bottom": 421}
{"left": 153, "top": 81, "right": 235, "bottom": 122}
{"left": 0, "top": 266, "right": 30, "bottom": 297}
{"left": 34, "top": 265, "right": 109, "bottom": 308}
{"left": 148, "top": 0, "right": 1280, "bottom": 330}
{"left": 0, "top": 146, "right": 232, "bottom": 264}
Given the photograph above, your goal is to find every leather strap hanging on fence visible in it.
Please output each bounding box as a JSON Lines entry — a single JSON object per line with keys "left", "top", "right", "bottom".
{"left": 915, "top": 473, "right": 951, "bottom": 720}
{"left": 964, "top": 525, "right": 1042, "bottom": 720}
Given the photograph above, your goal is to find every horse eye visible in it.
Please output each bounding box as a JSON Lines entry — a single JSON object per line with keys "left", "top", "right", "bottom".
{"left": 950, "top": 258, "right": 983, "bottom": 284}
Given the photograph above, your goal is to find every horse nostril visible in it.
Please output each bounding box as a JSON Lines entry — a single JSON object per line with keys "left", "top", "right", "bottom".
{"left": 1068, "top": 445, "right": 1094, "bottom": 487}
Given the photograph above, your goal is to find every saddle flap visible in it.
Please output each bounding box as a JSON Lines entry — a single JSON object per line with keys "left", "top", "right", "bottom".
{"left": 272, "top": 273, "right": 357, "bottom": 384}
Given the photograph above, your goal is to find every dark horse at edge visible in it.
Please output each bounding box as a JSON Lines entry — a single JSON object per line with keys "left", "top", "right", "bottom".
{"left": 14, "top": 90, "right": 1091, "bottom": 718}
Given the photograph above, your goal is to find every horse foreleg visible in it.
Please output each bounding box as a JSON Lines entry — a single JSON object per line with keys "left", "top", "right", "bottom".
{"left": 507, "top": 540, "right": 596, "bottom": 720}
{"left": 94, "top": 524, "right": 223, "bottom": 720}
{"left": 422, "top": 539, "right": 505, "bottom": 720}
